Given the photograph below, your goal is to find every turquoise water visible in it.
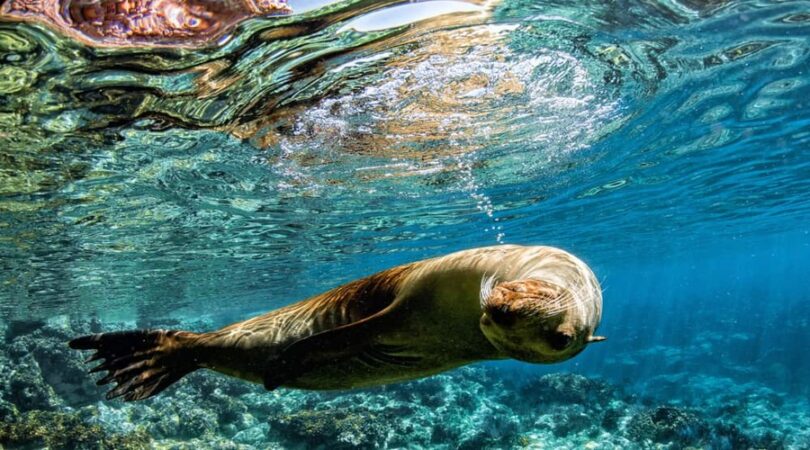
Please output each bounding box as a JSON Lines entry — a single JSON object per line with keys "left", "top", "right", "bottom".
{"left": 1, "top": 0, "right": 809, "bottom": 448}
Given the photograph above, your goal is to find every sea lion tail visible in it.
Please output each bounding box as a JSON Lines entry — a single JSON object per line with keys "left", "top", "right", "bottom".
{"left": 69, "top": 329, "right": 200, "bottom": 401}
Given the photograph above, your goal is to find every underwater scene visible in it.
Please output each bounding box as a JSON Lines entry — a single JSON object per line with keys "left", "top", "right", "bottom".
{"left": 1, "top": 0, "right": 809, "bottom": 448}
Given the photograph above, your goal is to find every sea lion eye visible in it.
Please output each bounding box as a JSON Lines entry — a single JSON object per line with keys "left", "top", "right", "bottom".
{"left": 548, "top": 332, "right": 572, "bottom": 351}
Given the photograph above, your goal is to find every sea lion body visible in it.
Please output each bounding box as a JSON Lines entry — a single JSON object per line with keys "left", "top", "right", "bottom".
{"left": 70, "top": 245, "right": 604, "bottom": 401}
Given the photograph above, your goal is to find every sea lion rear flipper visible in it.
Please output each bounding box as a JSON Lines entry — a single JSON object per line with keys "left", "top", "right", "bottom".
{"left": 263, "top": 306, "right": 418, "bottom": 390}
{"left": 69, "top": 329, "right": 200, "bottom": 401}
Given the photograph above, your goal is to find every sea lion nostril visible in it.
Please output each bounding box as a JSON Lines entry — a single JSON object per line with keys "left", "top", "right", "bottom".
{"left": 548, "top": 332, "right": 572, "bottom": 351}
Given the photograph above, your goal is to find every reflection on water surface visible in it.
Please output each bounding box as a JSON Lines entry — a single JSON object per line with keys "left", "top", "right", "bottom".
{"left": 0, "top": 0, "right": 808, "bottom": 323}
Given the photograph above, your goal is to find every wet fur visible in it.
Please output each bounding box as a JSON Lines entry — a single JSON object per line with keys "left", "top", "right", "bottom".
{"left": 71, "top": 245, "right": 603, "bottom": 400}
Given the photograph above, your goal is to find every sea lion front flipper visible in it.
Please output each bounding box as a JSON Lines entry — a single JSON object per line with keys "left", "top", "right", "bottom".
{"left": 263, "top": 305, "right": 418, "bottom": 390}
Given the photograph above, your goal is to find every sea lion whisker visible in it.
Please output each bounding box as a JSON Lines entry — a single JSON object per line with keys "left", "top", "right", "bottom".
{"left": 480, "top": 273, "right": 498, "bottom": 309}
{"left": 544, "top": 298, "right": 574, "bottom": 313}
{"left": 548, "top": 290, "right": 578, "bottom": 308}
{"left": 542, "top": 302, "right": 575, "bottom": 316}
{"left": 538, "top": 299, "right": 578, "bottom": 317}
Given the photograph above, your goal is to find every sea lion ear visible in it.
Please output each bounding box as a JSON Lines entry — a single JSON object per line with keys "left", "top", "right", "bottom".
{"left": 587, "top": 336, "right": 607, "bottom": 343}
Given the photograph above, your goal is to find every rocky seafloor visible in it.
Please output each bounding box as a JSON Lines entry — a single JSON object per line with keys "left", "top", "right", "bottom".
{"left": 1, "top": 316, "right": 808, "bottom": 449}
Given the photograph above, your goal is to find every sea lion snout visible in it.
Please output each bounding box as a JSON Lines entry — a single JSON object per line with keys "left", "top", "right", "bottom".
{"left": 481, "top": 279, "right": 571, "bottom": 320}
{"left": 479, "top": 278, "right": 599, "bottom": 364}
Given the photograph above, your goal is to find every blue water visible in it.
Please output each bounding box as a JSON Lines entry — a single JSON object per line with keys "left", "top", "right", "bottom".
{"left": 1, "top": 0, "right": 809, "bottom": 448}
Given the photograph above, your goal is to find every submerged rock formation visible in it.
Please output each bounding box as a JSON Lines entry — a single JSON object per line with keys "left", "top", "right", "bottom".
{"left": 0, "top": 317, "right": 807, "bottom": 449}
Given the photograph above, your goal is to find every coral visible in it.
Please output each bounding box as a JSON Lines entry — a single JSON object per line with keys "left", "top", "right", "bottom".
{"left": 268, "top": 408, "right": 392, "bottom": 449}
{"left": 600, "top": 401, "right": 626, "bottom": 431}
{"left": 5, "top": 362, "right": 63, "bottom": 411}
{"left": 177, "top": 408, "right": 220, "bottom": 438}
{"left": 232, "top": 423, "right": 269, "bottom": 446}
{"left": 0, "top": 317, "right": 805, "bottom": 449}
{"left": 520, "top": 373, "right": 615, "bottom": 408}
{"left": 209, "top": 388, "right": 250, "bottom": 425}
{"left": 191, "top": 370, "right": 256, "bottom": 398}
{"left": 710, "top": 422, "right": 785, "bottom": 450}
{"left": 139, "top": 399, "right": 220, "bottom": 439}
{"left": 456, "top": 401, "right": 520, "bottom": 449}
{"left": 550, "top": 406, "right": 594, "bottom": 437}
{"left": 2, "top": 316, "right": 107, "bottom": 408}
{"left": 626, "top": 406, "right": 708, "bottom": 446}
{"left": 0, "top": 398, "right": 19, "bottom": 423}
{"left": 0, "top": 410, "right": 151, "bottom": 449}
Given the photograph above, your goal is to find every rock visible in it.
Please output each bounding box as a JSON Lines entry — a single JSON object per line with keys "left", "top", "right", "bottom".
{"left": 0, "top": 410, "right": 151, "bottom": 449}
{"left": 6, "top": 362, "right": 63, "bottom": 411}
{"left": 232, "top": 423, "right": 269, "bottom": 446}
{"left": 179, "top": 408, "right": 219, "bottom": 439}
{"left": 0, "top": 316, "right": 805, "bottom": 450}
{"left": 626, "top": 406, "right": 708, "bottom": 446}
{"left": 710, "top": 421, "right": 785, "bottom": 450}
{"left": 268, "top": 408, "right": 392, "bottom": 449}
{"left": 456, "top": 402, "right": 520, "bottom": 449}
{"left": 550, "top": 405, "right": 594, "bottom": 437}
{"left": 520, "top": 373, "right": 615, "bottom": 408}
{"left": 0, "top": 397, "right": 19, "bottom": 423}
{"left": 2, "top": 319, "right": 104, "bottom": 407}
{"left": 600, "top": 401, "right": 626, "bottom": 431}
{"left": 4, "top": 320, "right": 46, "bottom": 342}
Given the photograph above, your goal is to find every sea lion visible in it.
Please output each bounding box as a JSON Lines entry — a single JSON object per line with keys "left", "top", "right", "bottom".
{"left": 0, "top": 0, "right": 291, "bottom": 47}
{"left": 69, "top": 245, "right": 605, "bottom": 401}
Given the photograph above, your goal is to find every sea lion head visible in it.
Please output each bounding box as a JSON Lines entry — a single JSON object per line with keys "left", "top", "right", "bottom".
{"left": 478, "top": 276, "right": 605, "bottom": 363}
